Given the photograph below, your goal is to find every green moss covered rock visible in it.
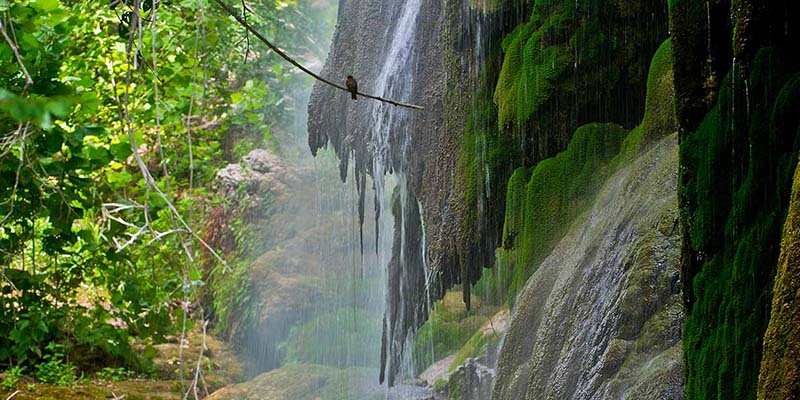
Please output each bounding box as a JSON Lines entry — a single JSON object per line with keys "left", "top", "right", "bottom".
{"left": 758, "top": 117, "right": 800, "bottom": 398}
{"left": 679, "top": 48, "right": 800, "bottom": 400}
{"left": 498, "top": 122, "right": 629, "bottom": 303}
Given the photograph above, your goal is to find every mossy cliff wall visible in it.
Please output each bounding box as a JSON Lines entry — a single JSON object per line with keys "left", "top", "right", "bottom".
{"left": 490, "top": 37, "right": 683, "bottom": 399}
{"left": 758, "top": 155, "right": 800, "bottom": 400}
{"left": 309, "top": 0, "right": 668, "bottom": 320}
{"left": 672, "top": 0, "right": 800, "bottom": 398}
{"left": 451, "top": 0, "right": 669, "bottom": 310}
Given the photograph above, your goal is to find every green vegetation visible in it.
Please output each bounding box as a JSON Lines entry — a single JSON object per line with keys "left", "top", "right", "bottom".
{"left": 34, "top": 345, "right": 76, "bottom": 387}
{"left": 448, "top": 316, "right": 503, "bottom": 372}
{"left": 478, "top": 123, "right": 628, "bottom": 304}
{"left": 494, "top": 0, "right": 573, "bottom": 129}
{"left": 280, "top": 308, "right": 382, "bottom": 368}
{"left": 95, "top": 367, "right": 135, "bottom": 382}
{"left": 413, "top": 292, "right": 499, "bottom": 373}
{"left": 680, "top": 48, "right": 800, "bottom": 400}
{"left": 492, "top": 0, "right": 666, "bottom": 134}
{"left": 1, "top": 366, "right": 25, "bottom": 390}
{"left": 206, "top": 364, "right": 388, "bottom": 400}
{"left": 758, "top": 138, "right": 800, "bottom": 399}
{"left": 459, "top": 89, "right": 516, "bottom": 235}
{"left": 617, "top": 39, "right": 677, "bottom": 159}
{"left": 474, "top": 37, "right": 676, "bottom": 308}
{"left": 0, "top": 0, "right": 334, "bottom": 388}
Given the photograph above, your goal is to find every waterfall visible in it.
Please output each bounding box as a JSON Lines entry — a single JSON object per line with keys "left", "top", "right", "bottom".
{"left": 306, "top": 0, "right": 441, "bottom": 391}
{"left": 364, "top": 0, "right": 431, "bottom": 386}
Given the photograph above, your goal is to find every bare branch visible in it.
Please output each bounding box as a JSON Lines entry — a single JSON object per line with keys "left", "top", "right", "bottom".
{"left": 211, "top": 0, "right": 425, "bottom": 110}
{"left": 0, "top": 20, "right": 33, "bottom": 91}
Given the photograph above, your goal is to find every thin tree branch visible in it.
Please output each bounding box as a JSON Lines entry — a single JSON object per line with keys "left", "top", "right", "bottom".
{"left": 0, "top": 20, "right": 33, "bottom": 91}
{"left": 211, "top": 0, "right": 425, "bottom": 110}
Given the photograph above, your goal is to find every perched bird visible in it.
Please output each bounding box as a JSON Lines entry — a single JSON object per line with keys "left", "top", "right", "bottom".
{"left": 346, "top": 75, "right": 358, "bottom": 100}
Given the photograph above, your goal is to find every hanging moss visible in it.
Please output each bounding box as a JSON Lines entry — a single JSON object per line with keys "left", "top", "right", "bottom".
{"left": 459, "top": 93, "right": 517, "bottom": 235}
{"left": 501, "top": 168, "right": 531, "bottom": 249}
{"left": 618, "top": 39, "right": 678, "bottom": 158}
{"left": 679, "top": 48, "right": 800, "bottom": 400}
{"left": 507, "top": 122, "right": 628, "bottom": 301}
{"left": 473, "top": 37, "right": 677, "bottom": 308}
{"left": 493, "top": 0, "right": 668, "bottom": 143}
{"left": 494, "top": 10, "right": 572, "bottom": 130}
{"left": 456, "top": 73, "right": 518, "bottom": 304}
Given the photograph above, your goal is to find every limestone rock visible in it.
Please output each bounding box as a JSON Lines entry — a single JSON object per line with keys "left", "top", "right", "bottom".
{"left": 493, "top": 135, "right": 684, "bottom": 400}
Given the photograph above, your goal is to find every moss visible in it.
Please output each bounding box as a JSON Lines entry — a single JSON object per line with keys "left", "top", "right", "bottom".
{"left": 457, "top": 0, "right": 668, "bottom": 306}
{"left": 508, "top": 122, "right": 628, "bottom": 302}
{"left": 456, "top": 72, "right": 518, "bottom": 303}
{"left": 493, "top": 0, "right": 668, "bottom": 135}
{"left": 0, "top": 380, "right": 182, "bottom": 399}
{"left": 151, "top": 325, "right": 243, "bottom": 388}
{"left": 448, "top": 320, "right": 502, "bottom": 373}
{"left": 679, "top": 47, "right": 800, "bottom": 400}
{"left": 494, "top": 10, "right": 572, "bottom": 130}
{"left": 617, "top": 39, "right": 678, "bottom": 158}
{"left": 757, "top": 75, "right": 800, "bottom": 400}
{"left": 413, "top": 292, "right": 498, "bottom": 373}
{"left": 447, "top": 371, "right": 463, "bottom": 400}
{"left": 634, "top": 300, "right": 682, "bottom": 355}
{"left": 473, "top": 248, "right": 515, "bottom": 306}
{"left": 501, "top": 168, "right": 531, "bottom": 249}
{"left": 474, "top": 36, "right": 677, "bottom": 311}
{"left": 459, "top": 93, "right": 517, "bottom": 235}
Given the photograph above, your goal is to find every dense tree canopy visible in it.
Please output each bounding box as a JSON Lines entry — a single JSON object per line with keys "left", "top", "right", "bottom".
{"left": 0, "top": 0, "right": 334, "bottom": 377}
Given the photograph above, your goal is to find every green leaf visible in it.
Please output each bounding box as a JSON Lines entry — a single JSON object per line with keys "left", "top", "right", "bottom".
{"left": 45, "top": 98, "right": 73, "bottom": 118}
{"left": 109, "top": 141, "right": 133, "bottom": 160}
{"left": 86, "top": 145, "right": 111, "bottom": 164}
{"left": 230, "top": 92, "right": 243, "bottom": 104}
{"left": 30, "top": 0, "right": 60, "bottom": 12}
{"left": 44, "top": 130, "right": 64, "bottom": 154}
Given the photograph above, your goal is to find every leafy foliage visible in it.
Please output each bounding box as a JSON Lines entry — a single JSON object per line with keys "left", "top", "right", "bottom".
{"left": 0, "top": 0, "right": 335, "bottom": 377}
{"left": 34, "top": 344, "right": 76, "bottom": 386}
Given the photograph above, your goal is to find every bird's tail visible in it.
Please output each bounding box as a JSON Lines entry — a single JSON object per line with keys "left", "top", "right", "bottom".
{"left": 351, "top": 92, "right": 357, "bottom": 100}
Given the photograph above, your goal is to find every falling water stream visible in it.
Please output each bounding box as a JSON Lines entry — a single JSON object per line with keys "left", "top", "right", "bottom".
{"left": 265, "top": 0, "right": 434, "bottom": 397}
{"left": 365, "top": 0, "right": 429, "bottom": 388}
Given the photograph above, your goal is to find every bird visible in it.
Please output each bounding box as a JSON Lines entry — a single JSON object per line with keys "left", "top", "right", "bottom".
{"left": 346, "top": 75, "right": 358, "bottom": 100}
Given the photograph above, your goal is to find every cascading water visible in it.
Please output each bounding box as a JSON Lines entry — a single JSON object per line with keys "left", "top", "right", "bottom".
{"left": 361, "top": 0, "right": 433, "bottom": 387}
{"left": 304, "top": 0, "right": 437, "bottom": 393}
{"left": 224, "top": 0, "right": 436, "bottom": 394}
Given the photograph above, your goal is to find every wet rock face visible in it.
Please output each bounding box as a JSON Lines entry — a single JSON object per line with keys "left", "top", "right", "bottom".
{"left": 759, "top": 160, "right": 800, "bottom": 399}
{"left": 493, "top": 135, "right": 684, "bottom": 400}
{"left": 448, "top": 358, "right": 496, "bottom": 400}
{"left": 307, "top": 0, "right": 445, "bottom": 191}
